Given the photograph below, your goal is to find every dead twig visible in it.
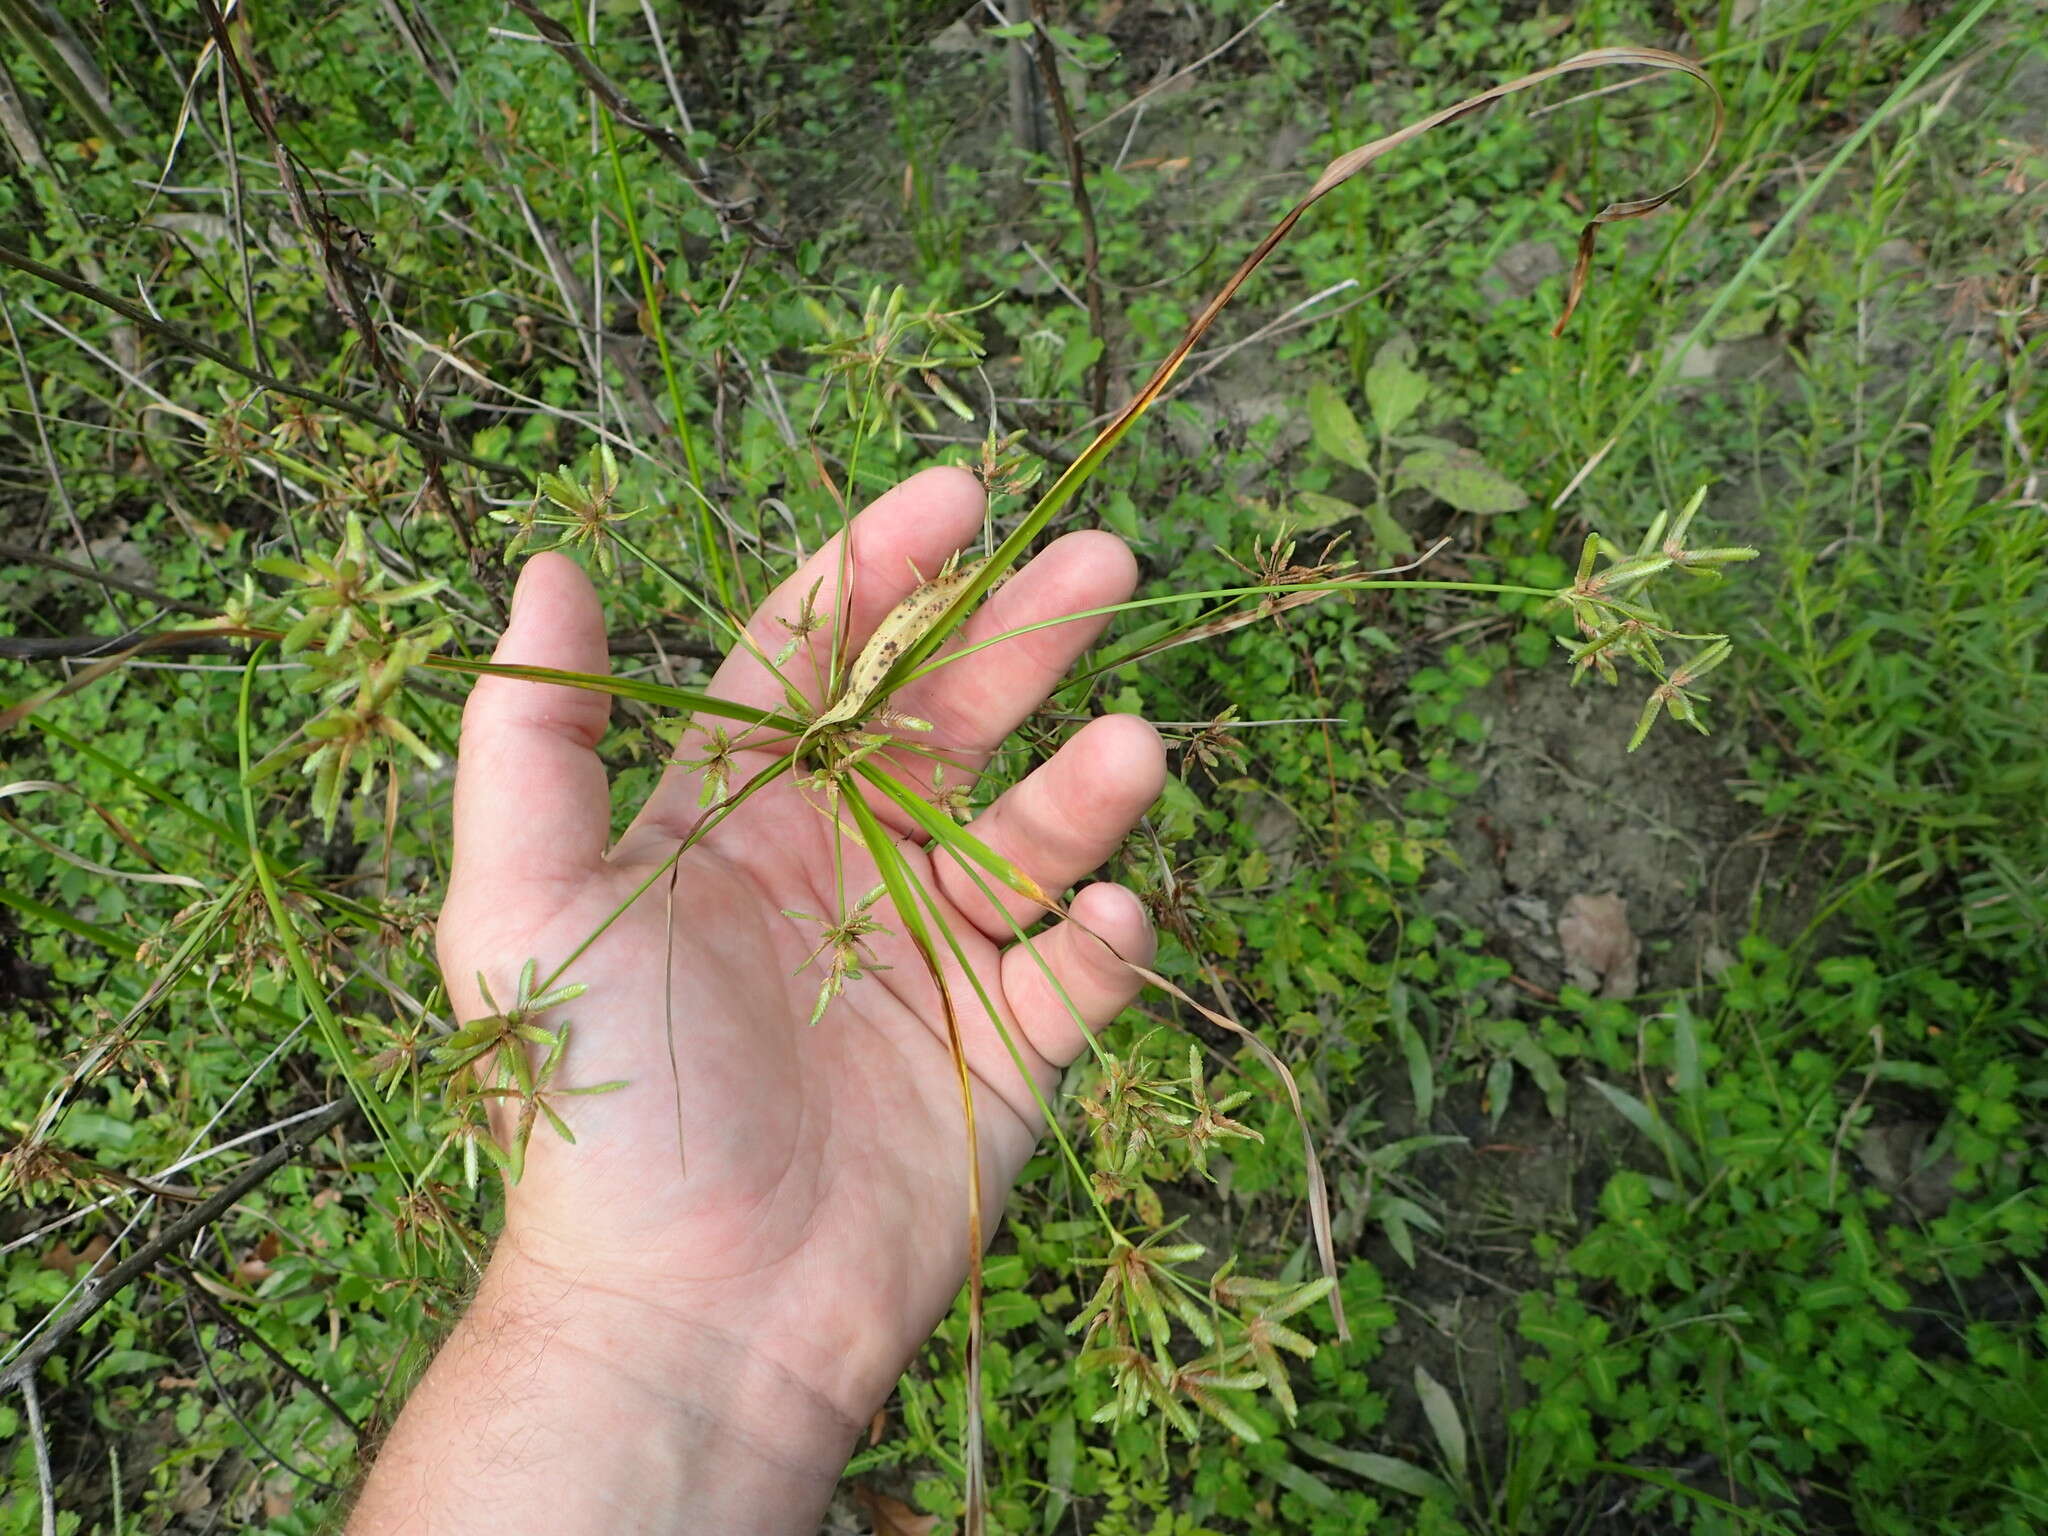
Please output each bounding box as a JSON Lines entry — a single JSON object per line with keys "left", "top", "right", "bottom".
{"left": 502, "top": 0, "right": 785, "bottom": 247}
{"left": 0, "top": 540, "right": 214, "bottom": 617}
{"left": 1075, "top": 1, "right": 1285, "bottom": 142}
{"left": 0, "top": 629, "right": 723, "bottom": 664}
{"left": 194, "top": 0, "right": 481, "bottom": 568}
{"left": 1029, "top": 1, "right": 1110, "bottom": 418}
{"left": 173, "top": 1261, "right": 361, "bottom": 1439}
{"left": 0, "top": 1098, "right": 355, "bottom": 1395}
{"left": 21, "top": 1373, "right": 55, "bottom": 1536}
{"left": 179, "top": 1286, "right": 345, "bottom": 1493}
{"left": 0, "top": 241, "right": 524, "bottom": 481}
{"left": 0, "top": 0, "right": 118, "bottom": 142}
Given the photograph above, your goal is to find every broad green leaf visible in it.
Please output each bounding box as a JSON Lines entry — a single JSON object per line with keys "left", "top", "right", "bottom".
{"left": 1363, "top": 501, "right": 1415, "bottom": 559}
{"left": 1587, "top": 1078, "right": 1702, "bottom": 1182}
{"left": 1391, "top": 987, "right": 1433, "bottom": 1122}
{"left": 1294, "top": 490, "right": 1412, "bottom": 558}
{"left": 1414, "top": 1364, "right": 1469, "bottom": 1483}
{"left": 1485, "top": 1055, "right": 1515, "bottom": 1131}
{"left": 1672, "top": 1001, "right": 1703, "bottom": 1112}
{"left": 982, "top": 1289, "right": 1040, "bottom": 1331}
{"left": 1291, "top": 1433, "right": 1456, "bottom": 1501}
{"left": 1519, "top": 1313, "right": 1581, "bottom": 1355}
{"left": 1505, "top": 1028, "right": 1567, "bottom": 1120}
{"left": 88, "top": 1349, "right": 174, "bottom": 1382}
{"left": 1377, "top": 1198, "right": 1415, "bottom": 1267}
{"left": 1583, "top": 1348, "right": 1624, "bottom": 1406}
{"left": 1043, "top": 1413, "right": 1077, "bottom": 1535}
{"left": 1058, "top": 334, "right": 1105, "bottom": 389}
{"left": 1366, "top": 333, "right": 1429, "bottom": 438}
{"left": 1307, "top": 382, "right": 1374, "bottom": 471}
{"left": 1800, "top": 1279, "right": 1866, "bottom": 1310}
{"left": 1399, "top": 446, "right": 1530, "bottom": 513}
{"left": 1293, "top": 489, "right": 1364, "bottom": 530}
{"left": 1376, "top": 1194, "right": 1441, "bottom": 1235}
{"left": 1265, "top": 1458, "right": 1340, "bottom": 1507}
{"left": 1875, "top": 1060, "right": 1948, "bottom": 1089}
{"left": 1368, "top": 1135, "right": 1466, "bottom": 1173}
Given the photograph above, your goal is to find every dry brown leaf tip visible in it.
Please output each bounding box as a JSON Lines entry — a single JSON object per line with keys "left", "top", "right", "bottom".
{"left": 851, "top": 1482, "right": 940, "bottom": 1536}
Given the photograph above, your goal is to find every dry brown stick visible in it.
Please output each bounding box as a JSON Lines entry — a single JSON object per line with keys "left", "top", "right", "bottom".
{"left": 1004, "top": 0, "right": 1041, "bottom": 156}
{"left": 503, "top": 0, "right": 785, "bottom": 248}
{"left": 194, "top": 0, "right": 480, "bottom": 569}
{"left": 1075, "top": 0, "right": 1284, "bottom": 142}
{"left": 20, "top": 1374, "right": 55, "bottom": 1536}
{"left": 0, "top": 629, "right": 724, "bottom": 664}
{"left": 0, "top": 1098, "right": 354, "bottom": 1395}
{"left": 0, "top": 241, "right": 524, "bottom": 481}
{"left": 1028, "top": 4, "right": 1110, "bottom": 419}
{"left": 177, "top": 1287, "right": 344, "bottom": 1493}
{"left": 0, "top": 540, "right": 214, "bottom": 616}
{"left": 0, "top": 0, "right": 118, "bottom": 143}
{"left": 0, "top": 54, "right": 48, "bottom": 185}
{"left": 172, "top": 1258, "right": 361, "bottom": 1439}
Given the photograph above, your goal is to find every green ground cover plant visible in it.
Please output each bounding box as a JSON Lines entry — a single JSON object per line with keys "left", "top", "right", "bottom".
{"left": 2, "top": 1, "right": 2042, "bottom": 1532}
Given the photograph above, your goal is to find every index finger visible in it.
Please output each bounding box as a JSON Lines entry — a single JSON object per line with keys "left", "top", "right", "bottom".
{"left": 627, "top": 465, "right": 986, "bottom": 841}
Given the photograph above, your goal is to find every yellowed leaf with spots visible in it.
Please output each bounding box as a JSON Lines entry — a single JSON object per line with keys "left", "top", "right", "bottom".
{"left": 811, "top": 556, "right": 987, "bottom": 736}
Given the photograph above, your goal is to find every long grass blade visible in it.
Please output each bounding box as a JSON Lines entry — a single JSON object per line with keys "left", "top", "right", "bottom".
{"left": 420, "top": 654, "right": 800, "bottom": 732}
{"left": 844, "top": 787, "right": 989, "bottom": 1532}
{"left": 879, "top": 47, "right": 1722, "bottom": 695}
{"left": 1552, "top": 2, "right": 1994, "bottom": 509}
{"left": 235, "top": 650, "right": 412, "bottom": 1180}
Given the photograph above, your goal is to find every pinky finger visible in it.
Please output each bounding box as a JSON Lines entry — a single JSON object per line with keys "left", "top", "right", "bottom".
{"left": 1000, "top": 883, "right": 1154, "bottom": 1072}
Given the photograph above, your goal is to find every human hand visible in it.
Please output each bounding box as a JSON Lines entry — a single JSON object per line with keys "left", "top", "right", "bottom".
{"left": 353, "top": 467, "right": 1163, "bottom": 1533}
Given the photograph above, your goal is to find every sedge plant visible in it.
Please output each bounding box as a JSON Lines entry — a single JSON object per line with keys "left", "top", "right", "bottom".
{"left": 0, "top": 44, "right": 1755, "bottom": 1525}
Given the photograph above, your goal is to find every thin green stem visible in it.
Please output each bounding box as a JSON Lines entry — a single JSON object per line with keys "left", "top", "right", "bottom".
{"left": 235, "top": 650, "right": 412, "bottom": 1180}
{"left": 535, "top": 751, "right": 798, "bottom": 997}
{"left": 422, "top": 653, "right": 802, "bottom": 732}
{"left": 590, "top": 59, "right": 729, "bottom": 610}
{"left": 898, "top": 580, "right": 1553, "bottom": 688}
{"left": 875, "top": 804, "right": 1121, "bottom": 1240}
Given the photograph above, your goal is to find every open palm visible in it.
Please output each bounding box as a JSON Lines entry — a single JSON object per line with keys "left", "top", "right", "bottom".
{"left": 436, "top": 466, "right": 1164, "bottom": 1438}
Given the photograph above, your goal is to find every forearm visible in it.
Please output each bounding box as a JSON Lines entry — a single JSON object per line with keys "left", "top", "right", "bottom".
{"left": 350, "top": 1250, "right": 856, "bottom": 1535}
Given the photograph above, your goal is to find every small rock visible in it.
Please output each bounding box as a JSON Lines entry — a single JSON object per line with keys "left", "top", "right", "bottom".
{"left": 1483, "top": 238, "right": 1566, "bottom": 304}
{"left": 1665, "top": 337, "right": 1722, "bottom": 380}
{"left": 1495, "top": 893, "right": 1561, "bottom": 966}
{"left": 1557, "top": 892, "right": 1640, "bottom": 999}
{"left": 86, "top": 536, "right": 157, "bottom": 589}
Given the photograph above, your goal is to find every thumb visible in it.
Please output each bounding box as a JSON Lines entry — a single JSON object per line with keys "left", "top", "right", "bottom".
{"left": 450, "top": 554, "right": 613, "bottom": 889}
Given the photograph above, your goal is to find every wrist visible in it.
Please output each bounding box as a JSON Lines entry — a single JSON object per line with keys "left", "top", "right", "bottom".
{"left": 352, "top": 1240, "right": 858, "bottom": 1535}
{"left": 483, "top": 1231, "right": 863, "bottom": 1457}
{"left": 494, "top": 1195, "right": 929, "bottom": 1433}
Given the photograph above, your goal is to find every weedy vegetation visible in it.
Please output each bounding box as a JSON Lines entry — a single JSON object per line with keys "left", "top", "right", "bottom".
{"left": 2, "top": 1, "right": 2043, "bottom": 1533}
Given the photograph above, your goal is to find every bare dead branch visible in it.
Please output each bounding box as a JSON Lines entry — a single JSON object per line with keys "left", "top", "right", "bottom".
{"left": 0, "top": 540, "right": 215, "bottom": 617}
{"left": 0, "top": 1098, "right": 355, "bottom": 1395}
{"left": 1029, "top": 2, "right": 1110, "bottom": 418}
{"left": 194, "top": 0, "right": 481, "bottom": 568}
{"left": 502, "top": 0, "right": 786, "bottom": 248}
{"left": 20, "top": 1374, "right": 55, "bottom": 1536}
{"left": 0, "top": 241, "right": 525, "bottom": 481}
{"left": 0, "top": 629, "right": 722, "bottom": 664}
{"left": 174, "top": 1262, "right": 361, "bottom": 1439}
